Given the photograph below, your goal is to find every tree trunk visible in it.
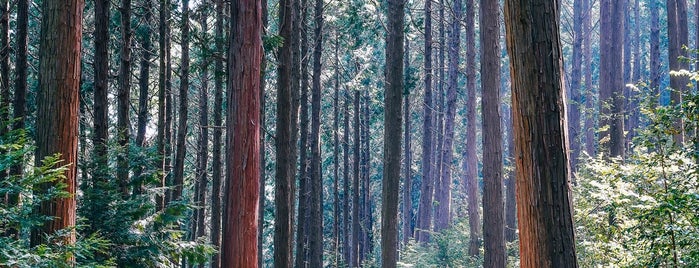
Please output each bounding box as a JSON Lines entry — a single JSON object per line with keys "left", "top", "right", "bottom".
{"left": 275, "top": 0, "right": 298, "bottom": 264}
{"left": 117, "top": 0, "right": 132, "bottom": 197}
{"left": 258, "top": 0, "right": 268, "bottom": 266}
{"left": 481, "top": 0, "right": 506, "bottom": 266}
{"left": 582, "top": 0, "right": 595, "bottom": 156}
{"left": 434, "top": 0, "right": 461, "bottom": 232}
{"left": 599, "top": 0, "right": 625, "bottom": 158}
{"left": 308, "top": 0, "right": 324, "bottom": 264}
{"left": 433, "top": 0, "right": 446, "bottom": 236}
{"left": 157, "top": 0, "right": 171, "bottom": 211}
{"left": 93, "top": 0, "right": 110, "bottom": 188}
{"left": 503, "top": 0, "right": 579, "bottom": 265}
{"left": 343, "top": 88, "right": 351, "bottom": 264}
{"left": 568, "top": 0, "right": 583, "bottom": 175}
{"left": 163, "top": 0, "right": 174, "bottom": 207}
{"left": 650, "top": 0, "right": 660, "bottom": 100}
{"left": 0, "top": 0, "right": 8, "bottom": 164}
{"left": 221, "top": 0, "right": 262, "bottom": 265}
{"left": 402, "top": 36, "right": 413, "bottom": 246}
{"left": 294, "top": 0, "right": 310, "bottom": 264}
{"left": 194, "top": 11, "right": 210, "bottom": 247}
{"left": 173, "top": 0, "right": 191, "bottom": 202}
{"left": 134, "top": 0, "right": 153, "bottom": 195}
{"left": 351, "top": 89, "right": 360, "bottom": 267}
{"left": 416, "top": 0, "right": 434, "bottom": 243}
{"left": 463, "top": 0, "right": 480, "bottom": 255}
{"left": 333, "top": 28, "right": 341, "bottom": 264}
{"left": 210, "top": 0, "right": 225, "bottom": 266}
{"left": 10, "top": 0, "right": 28, "bottom": 184}
{"left": 31, "top": 0, "right": 84, "bottom": 249}
{"left": 666, "top": 0, "right": 689, "bottom": 143}
{"left": 361, "top": 90, "right": 373, "bottom": 262}
{"left": 626, "top": 0, "right": 641, "bottom": 149}
{"left": 381, "top": 0, "right": 404, "bottom": 266}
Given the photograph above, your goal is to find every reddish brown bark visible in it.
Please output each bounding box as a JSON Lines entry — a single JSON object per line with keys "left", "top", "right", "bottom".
{"left": 31, "top": 0, "right": 84, "bottom": 248}
{"left": 221, "top": 0, "right": 262, "bottom": 265}
{"left": 503, "top": 0, "right": 578, "bottom": 265}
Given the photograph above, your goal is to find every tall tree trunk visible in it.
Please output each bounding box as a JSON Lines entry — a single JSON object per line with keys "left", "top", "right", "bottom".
{"left": 332, "top": 29, "right": 341, "bottom": 264}
{"left": 433, "top": 0, "right": 446, "bottom": 235}
{"left": 381, "top": 0, "right": 404, "bottom": 266}
{"left": 134, "top": 0, "right": 153, "bottom": 195}
{"left": 463, "top": 0, "right": 480, "bottom": 255}
{"left": 10, "top": 0, "right": 28, "bottom": 189}
{"left": 599, "top": 0, "right": 625, "bottom": 158}
{"left": 163, "top": 0, "right": 174, "bottom": 207}
{"left": 157, "top": 0, "right": 171, "bottom": 211}
{"left": 503, "top": 0, "right": 579, "bottom": 266}
{"left": 582, "top": 0, "right": 595, "bottom": 156}
{"left": 416, "top": 0, "right": 434, "bottom": 243}
{"left": 89, "top": 0, "right": 110, "bottom": 235}
{"left": 481, "top": 0, "right": 505, "bottom": 266}
{"left": 351, "top": 89, "right": 360, "bottom": 268}
{"left": 258, "top": 0, "right": 268, "bottom": 266}
{"left": 308, "top": 0, "right": 324, "bottom": 265}
{"left": 0, "top": 0, "right": 8, "bottom": 166}
{"left": 31, "top": 0, "right": 84, "bottom": 249}
{"left": 275, "top": 0, "right": 298, "bottom": 264}
{"left": 210, "top": 0, "right": 225, "bottom": 266}
{"left": 568, "top": 0, "right": 583, "bottom": 175}
{"left": 173, "top": 0, "right": 191, "bottom": 202}
{"left": 294, "top": 0, "right": 310, "bottom": 264}
{"left": 342, "top": 87, "right": 351, "bottom": 264}
{"left": 627, "top": 0, "right": 641, "bottom": 148}
{"left": 666, "top": 0, "right": 689, "bottom": 143}
{"left": 194, "top": 12, "right": 210, "bottom": 248}
{"left": 221, "top": 0, "right": 262, "bottom": 265}
{"left": 361, "top": 90, "right": 372, "bottom": 262}
{"left": 434, "top": 0, "right": 461, "bottom": 232}
{"left": 650, "top": 0, "right": 660, "bottom": 100}
{"left": 402, "top": 36, "right": 413, "bottom": 246}
{"left": 117, "top": 0, "right": 132, "bottom": 197}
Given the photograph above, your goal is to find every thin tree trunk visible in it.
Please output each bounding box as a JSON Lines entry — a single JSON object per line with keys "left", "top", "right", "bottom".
{"left": 343, "top": 87, "right": 351, "bottom": 264}
{"left": 416, "top": 0, "right": 434, "bottom": 243}
{"left": 117, "top": 0, "right": 132, "bottom": 197}
{"left": 361, "top": 90, "right": 372, "bottom": 262}
{"left": 157, "top": 0, "right": 171, "bottom": 211}
{"left": 275, "top": 0, "right": 298, "bottom": 264}
{"left": 210, "top": 0, "right": 225, "bottom": 266}
{"left": 351, "top": 89, "right": 360, "bottom": 268}
{"left": 582, "top": 0, "right": 595, "bottom": 156}
{"left": 503, "top": 0, "right": 579, "bottom": 265}
{"left": 568, "top": 0, "right": 583, "bottom": 175}
{"left": 9, "top": 0, "right": 28, "bottom": 196}
{"left": 294, "top": 0, "right": 310, "bottom": 264}
{"left": 381, "top": 0, "right": 404, "bottom": 266}
{"left": 626, "top": 0, "right": 642, "bottom": 150}
{"left": 650, "top": 0, "right": 660, "bottom": 100}
{"left": 464, "top": 0, "right": 480, "bottom": 255}
{"left": 221, "top": 0, "right": 262, "bottom": 265}
{"left": 333, "top": 28, "right": 342, "bottom": 265}
{"left": 0, "top": 0, "right": 8, "bottom": 164}
{"left": 433, "top": 0, "right": 446, "bottom": 236}
{"left": 163, "top": 0, "right": 174, "bottom": 207}
{"left": 308, "top": 0, "right": 324, "bottom": 264}
{"left": 481, "top": 0, "right": 505, "bottom": 265}
{"left": 134, "top": 0, "right": 153, "bottom": 195}
{"left": 194, "top": 12, "right": 210, "bottom": 247}
{"left": 173, "top": 0, "right": 191, "bottom": 202}
{"left": 31, "top": 0, "right": 84, "bottom": 249}
{"left": 258, "top": 0, "right": 268, "bottom": 266}
{"left": 402, "top": 36, "right": 413, "bottom": 246}
{"left": 93, "top": 0, "right": 110, "bottom": 189}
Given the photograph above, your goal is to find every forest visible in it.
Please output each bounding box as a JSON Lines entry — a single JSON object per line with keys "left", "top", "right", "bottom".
{"left": 0, "top": 0, "right": 698, "bottom": 266}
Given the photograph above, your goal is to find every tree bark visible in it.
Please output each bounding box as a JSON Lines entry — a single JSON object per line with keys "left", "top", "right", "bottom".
{"left": 308, "top": 0, "right": 324, "bottom": 264}
{"left": 93, "top": 0, "right": 110, "bottom": 188}
{"left": 650, "top": 0, "right": 661, "bottom": 100}
{"left": 568, "top": 0, "right": 583, "bottom": 175}
{"left": 173, "top": 0, "right": 191, "bottom": 202}
{"left": 193, "top": 11, "right": 210, "bottom": 247}
{"left": 351, "top": 89, "right": 360, "bottom": 267}
{"left": 221, "top": 0, "right": 262, "bottom": 265}
{"left": 416, "top": 0, "right": 434, "bottom": 243}
{"left": 381, "top": 0, "right": 404, "bottom": 266}
{"left": 294, "top": 0, "right": 310, "bottom": 264}
{"left": 481, "top": 0, "right": 506, "bottom": 266}
{"left": 582, "top": 0, "right": 595, "bottom": 156}
{"left": 0, "top": 0, "right": 8, "bottom": 163}
{"left": 258, "top": 0, "right": 268, "bottom": 266}
{"left": 157, "top": 0, "right": 171, "bottom": 211}
{"left": 134, "top": 0, "right": 153, "bottom": 195}
{"left": 343, "top": 87, "right": 352, "bottom": 264}
{"left": 333, "top": 28, "right": 341, "bottom": 264}
{"left": 402, "top": 36, "right": 413, "bottom": 246}
{"left": 463, "top": 0, "right": 481, "bottom": 255}
{"left": 10, "top": 0, "right": 28, "bottom": 183}
{"left": 117, "top": 0, "right": 133, "bottom": 197}
{"left": 666, "top": 0, "right": 689, "bottom": 143}
{"left": 210, "top": 0, "right": 225, "bottom": 266}
{"left": 599, "top": 0, "right": 625, "bottom": 158}
{"left": 31, "top": 0, "right": 84, "bottom": 249}
{"left": 503, "top": 0, "right": 579, "bottom": 265}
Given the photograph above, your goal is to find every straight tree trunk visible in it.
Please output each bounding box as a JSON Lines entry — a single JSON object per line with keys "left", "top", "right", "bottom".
{"left": 163, "top": 0, "right": 174, "bottom": 207}
{"left": 258, "top": 0, "right": 268, "bottom": 266}
{"left": 210, "top": 0, "right": 225, "bottom": 266}
{"left": 463, "top": 0, "right": 481, "bottom": 255}
{"left": 343, "top": 88, "right": 352, "bottom": 264}
{"left": 333, "top": 29, "right": 341, "bottom": 264}
{"left": 93, "top": 0, "right": 110, "bottom": 188}
{"left": 351, "top": 89, "right": 360, "bottom": 268}
{"left": 0, "top": 0, "right": 8, "bottom": 161}
{"left": 294, "top": 0, "right": 310, "bottom": 264}
{"left": 582, "top": 0, "right": 596, "bottom": 156}
{"left": 402, "top": 36, "right": 413, "bottom": 246}
{"left": 650, "top": 0, "right": 661, "bottom": 98}
{"left": 194, "top": 12, "right": 210, "bottom": 246}
{"left": 361, "top": 90, "right": 373, "bottom": 262}
{"left": 503, "top": 0, "right": 579, "bottom": 266}
{"left": 10, "top": 0, "right": 28, "bottom": 180}
{"left": 134, "top": 0, "right": 153, "bottom": 195}
{"left": 568, "top": 0, "right": 583, "bottom": 174}
{"left": 666, "top": 0, "right": 689, "bottom": 143}
{"left": 221, "top": 0, "right": 262, "bottom": 265}
{"left": 381, "top": 0, "right": 404, "bottom": 266}
{"left": 598, "top": 0, "right": 625, "bottom": 158}
{"left": 433, "top": 0, "right": 446, "bottom": 234}
{"left": 173, "top": 0, "right": 191, "bottom": 201}
{"left": 358, "top": 93, "right": 367, "bottom": 262}
{"left": 31, "top": 0, "right": 84, "bottom": 249}
{"left": 117, "top": 0, "right": 133, "bottom": 197}
{"left": 626, "top": 0, "right": 642, "bottom": 149}
{"left": 157, "top": 0, "right": 171, "bottom": 211}
{"left": 481, "top": 0, "right": 506, "bottom": 266}
{"left": 275, "top": 0, "right": 298, "bottom": 265}
{"left": 416, "top": 0, "right": 434, "bottom": 243}
{"left": 308, "top": 0, "right": 324, "bottom": 265}
{"left": 434, "top": 0, "right": 461, "bottom": 232}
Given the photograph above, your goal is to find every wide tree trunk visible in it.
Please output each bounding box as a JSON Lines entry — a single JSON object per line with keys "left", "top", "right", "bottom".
{"left": 381, "top": 0, "right": 404, "bottom": 266}
{"left": 210, "top": 0, "right": 225, "bottom": 266}
{"left": 416, "top": 0, "right": 434, "bottom": 243}
{"left": 117, "top": 0, "right": 132, "bottom": 197}
{"left": 481, "top": 0, "right": 506, "bottom": 266}
{"left": 598, "top": 0, "right": 625, "bottom": 158}
{"left": 463, "top": 0, "right": 480, "bottom": 255}
{"left": 31, "top": 0, "right": 84, "bottom": 249}
{"left": 173, "top": 0, "right": 191, "bottom": 201}
{"left": 308, "top": 0, "right": 324, "bottom": 264}
{"left": 503, "top": 0, "right": 578, "bottom": 265}
{"left": 275, "top": 0, "right": 298, "bottom": 264}
{"left": 221, "top": 0, "right": 262, "bottom": 265}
